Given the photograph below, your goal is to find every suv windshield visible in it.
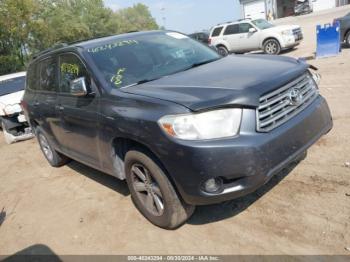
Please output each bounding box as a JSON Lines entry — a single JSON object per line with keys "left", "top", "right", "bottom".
{"left": 85, "top": 31, "right": 221, "bottom": 88}
{"left": 0, "top": 76, "right": 25, "bottom": 96}
{"left": 252, "top": 19, "right": 274, "bottom": 30}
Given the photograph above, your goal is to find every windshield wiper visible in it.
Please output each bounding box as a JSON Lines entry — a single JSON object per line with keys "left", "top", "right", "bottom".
{"left": 121, "top": 77, "right": 162, "bottom": 88}
{"left": 184, "top": 58, "right": 220, "bottom": 71}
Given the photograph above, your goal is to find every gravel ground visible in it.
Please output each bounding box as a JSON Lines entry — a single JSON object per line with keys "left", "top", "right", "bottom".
{"left": 0, "top": 7, "right": 349, "bottom": 256}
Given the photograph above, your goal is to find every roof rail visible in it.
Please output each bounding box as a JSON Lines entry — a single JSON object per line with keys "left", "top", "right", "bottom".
{"left": 32, "top": 43, "right": 68, "bottom": 59}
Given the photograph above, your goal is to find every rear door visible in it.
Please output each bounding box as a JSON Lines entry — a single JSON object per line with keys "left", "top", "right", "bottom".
{"left": 222, "top": 24, "right": 240, "bottom": 51}
{"left": 34, "top": 57, "right": 61, "bottom": 146}
{"left": 57, "top": 53, "right": 100, "bottom": 167}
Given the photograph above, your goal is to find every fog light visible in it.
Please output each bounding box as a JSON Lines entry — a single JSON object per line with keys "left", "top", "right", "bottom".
{"left": 203, "top": 178, "right": 223, "bottom": 193}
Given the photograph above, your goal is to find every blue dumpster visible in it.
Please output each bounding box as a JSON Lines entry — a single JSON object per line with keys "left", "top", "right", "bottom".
{"left": 316, "top": 21, "right": 341, "bottom": 58}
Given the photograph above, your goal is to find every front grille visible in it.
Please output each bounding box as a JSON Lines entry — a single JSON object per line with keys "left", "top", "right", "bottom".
{"left": 293, "top": 28, "right": 303, "bottom": 41}
{"left": 257, "top": 73, "right": 319, "bottom": 132}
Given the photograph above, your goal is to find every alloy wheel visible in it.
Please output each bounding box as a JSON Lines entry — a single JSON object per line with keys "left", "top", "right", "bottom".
{"left": 39, "top": 134, "right": 53, "bottom": 162}
{"left": 265, "top": 41, "right": 278, "bottom": 54}
{"left": 130, "top": 163, "right": 164, "bottom": 216}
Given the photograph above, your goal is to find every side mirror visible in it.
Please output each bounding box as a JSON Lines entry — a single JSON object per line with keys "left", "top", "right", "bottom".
{"left": 70, "top": 77, "right": 88, "bottom": 97}
{"left": 249, "top": 28, "right": 257, "bottom": 33}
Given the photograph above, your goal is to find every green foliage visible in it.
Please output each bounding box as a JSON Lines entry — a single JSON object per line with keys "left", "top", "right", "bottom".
{"left": 0, "top": 0, "right": 159, "bottom": 75}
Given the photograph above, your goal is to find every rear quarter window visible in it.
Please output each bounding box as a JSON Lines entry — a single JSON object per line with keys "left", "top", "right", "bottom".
{"left": 211, "top": 27, "right": 223, "bottom": 37}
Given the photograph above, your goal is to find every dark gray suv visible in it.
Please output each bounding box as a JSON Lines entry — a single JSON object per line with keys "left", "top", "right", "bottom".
{"left": 22, "top": 31, "right": 333, "bottom": 229}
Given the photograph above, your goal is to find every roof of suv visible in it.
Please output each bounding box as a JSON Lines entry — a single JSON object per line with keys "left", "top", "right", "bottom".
{"left": 213, "top": 19, "right": 252, "bottom": 28}
{"left": 32, "top": 30, "right": 163, "bottom": 61}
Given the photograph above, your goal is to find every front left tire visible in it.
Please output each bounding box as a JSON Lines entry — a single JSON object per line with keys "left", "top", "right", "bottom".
{"left": 125, "top": 149, "right": 195, "bottom": 229}
{"left": 263, "top": 39, "right": 281, "bottom": 55}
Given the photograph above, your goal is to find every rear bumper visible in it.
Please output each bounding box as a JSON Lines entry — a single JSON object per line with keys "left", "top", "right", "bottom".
{"left": 155, "top": 96, "right": 332, "bottom": 205}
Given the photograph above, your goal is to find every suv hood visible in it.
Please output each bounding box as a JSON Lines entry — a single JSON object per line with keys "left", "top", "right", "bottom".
{"left": 266, "top": 24, "right": 300, "bottom": 32}
{"left": 121, "top": 55, "right": 309, "bottom": 111}
{"left": 0, "top": 90, "right": 24, "bottom": 113}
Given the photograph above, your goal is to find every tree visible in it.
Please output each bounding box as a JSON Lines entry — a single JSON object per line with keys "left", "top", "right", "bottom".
{"left": 0, "top": 0, "right": 159, "bottom": 75}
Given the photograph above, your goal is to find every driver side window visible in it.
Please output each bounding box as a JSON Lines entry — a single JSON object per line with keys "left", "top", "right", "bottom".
{"left": 59, "top": 54, "right": 89, "bottom": 93}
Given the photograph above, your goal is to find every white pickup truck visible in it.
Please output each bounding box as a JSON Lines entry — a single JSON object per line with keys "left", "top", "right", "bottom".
{"left": 0, "top": 72, "right": 33, "bottom": 144}
{"left": 209, "top": 19, "right": 303, "bottom": 56}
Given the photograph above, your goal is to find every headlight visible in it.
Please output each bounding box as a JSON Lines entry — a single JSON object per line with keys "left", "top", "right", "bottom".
{"left": 4, "top": 104, "right": 21, "bottom": 115}
{"left": 310, "top": 71, "right": 321, "bottom": 85}
{"left": 158, "top": 108, "right": 242, "bottom": 140}
{"left": 281, "top": 29, "right": 293, "bottom": 36}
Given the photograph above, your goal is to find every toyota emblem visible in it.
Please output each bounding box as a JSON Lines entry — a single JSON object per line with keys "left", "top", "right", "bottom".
{"left": 288, "top": 88, "right": 303, "bottom": 106}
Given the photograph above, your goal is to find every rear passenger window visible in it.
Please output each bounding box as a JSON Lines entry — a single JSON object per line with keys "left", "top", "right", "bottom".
{"left": 39, "top": 58, "right": 57, "bottom": 92}
{"left": 59, "top": 54, "right": 89, "bottom": 93}
{"left": 211, "top": 27, "right": 223, "bottom": 37}
{"left": 224, "top": 24, "right": 239, "bottom": 35}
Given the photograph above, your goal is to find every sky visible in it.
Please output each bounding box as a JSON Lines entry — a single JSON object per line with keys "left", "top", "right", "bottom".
{"left": 103, "top": 0, "right": 242, "bottom": 33}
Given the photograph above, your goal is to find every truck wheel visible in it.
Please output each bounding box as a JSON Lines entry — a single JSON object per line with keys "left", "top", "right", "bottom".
{"left": 346, "top": 31, "right": 350, "bottom": 47}
{"left": 125, "top": 149, "right": 195, "bottom": 229}
{"left": 263, "top": 39, "right": 281, "bottom": 55}
{"left": 36, "top": 127, "right": 70, "bottom": 167}
{"left": 217, "top": 46, "right": 229, "bottom": 56}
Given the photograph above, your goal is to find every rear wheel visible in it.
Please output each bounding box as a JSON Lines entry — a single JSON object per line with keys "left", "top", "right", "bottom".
{"left": 125, "top": 149, "right": 195, "bottom": 229}
{"left": 217, "top": 45, "right": 229, "bottom": 56}
{"left": 263, "top": 39, "right": 281, "bottom": 55}
{"left": 36, "top": 127, "right": 70, "bottom": 167}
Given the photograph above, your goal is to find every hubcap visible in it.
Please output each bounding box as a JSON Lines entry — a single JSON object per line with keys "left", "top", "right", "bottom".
{"left": 218, "top": 47, "right": 228, "bottom": 56}
{"left": 39, "top": 134, "right": 53, "bottom": 161}
{"left": 266, "top": 41, "right": 278, "bottom": 54}
{"left": 131, "top": 164, "right": 164, "bottom": 216}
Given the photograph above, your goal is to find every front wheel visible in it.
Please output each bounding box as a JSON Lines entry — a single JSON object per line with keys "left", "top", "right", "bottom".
{"left": 345, "top": 31, "right": 350, "bottom": 47}
{"left": 125, "top": 149, "right": 195, "bottom": 229}
{"left": 263, "top": 39, "right": 281, "bottom": 55}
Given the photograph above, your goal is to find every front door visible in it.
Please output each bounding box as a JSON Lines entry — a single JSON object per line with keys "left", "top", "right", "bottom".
{"left": 57, "top": 53, "right": 100, "bottom": 167}
{"left": 236, "top": 23, "right": 261, "bottom": 52}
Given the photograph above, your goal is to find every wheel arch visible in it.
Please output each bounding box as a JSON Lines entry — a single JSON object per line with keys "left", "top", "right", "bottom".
{"left": 344, "top": 28, "right": 350, "bottom": 41}
{"left": 111, "top": 137, "right": 176, "bottom": 186}
{"left": 262, "top": 36, "right": 281, "bottom": 46}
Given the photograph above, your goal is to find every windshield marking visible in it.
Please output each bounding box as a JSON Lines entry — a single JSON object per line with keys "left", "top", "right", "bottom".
{"left": 61, "top": 63, "right": 79, "bottom": 76}
{"left": 111, "top": 68, "right": 126, "bottom": 87}
{"left": 87, "top": 40, "right": 139, "bottom": 53}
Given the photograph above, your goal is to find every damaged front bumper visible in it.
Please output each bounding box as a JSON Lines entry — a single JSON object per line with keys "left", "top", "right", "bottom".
{"left": 1, "top": 112, "right": 34, "bottom": 144}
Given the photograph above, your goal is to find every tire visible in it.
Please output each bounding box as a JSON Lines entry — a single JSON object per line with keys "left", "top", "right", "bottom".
{"left": 125, "top": 149, "right": 195, "bottom": 229}
{"left": 345, "top": 31, "right": 350, "bottom": 47}
{"left": 217, "top": 45, "right": 229, "bottom": 57}
{"left": 36, "top": 126, "right": 70, "bottom": 167}
{"left": 263, "top": 39, "right": 281, "bottom": 55}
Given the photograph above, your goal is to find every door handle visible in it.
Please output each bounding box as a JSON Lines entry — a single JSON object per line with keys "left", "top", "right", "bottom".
{"left": 56, "top": 105, "right": 64, "bottom": 111}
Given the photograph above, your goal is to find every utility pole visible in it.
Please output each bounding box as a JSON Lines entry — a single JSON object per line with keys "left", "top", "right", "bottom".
{"left": 161, "top": 6, "right": 166, "bottom": 29}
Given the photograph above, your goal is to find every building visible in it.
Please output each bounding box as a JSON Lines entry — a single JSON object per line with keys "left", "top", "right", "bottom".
{"left": 240, "top": 0, "right": 350, "bottom": 20}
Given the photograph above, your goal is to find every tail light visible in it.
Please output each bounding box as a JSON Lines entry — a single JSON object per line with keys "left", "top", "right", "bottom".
{"left": 208, "top": 38, "right": 212, "bottom": 45}
{"left": 20, "top": 100, "right": 28, "bottom": 112}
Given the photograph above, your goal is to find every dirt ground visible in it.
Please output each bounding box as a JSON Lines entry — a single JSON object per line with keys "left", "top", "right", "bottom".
{"left": 0, "top": 7, "right": 350, "bottom": 256}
